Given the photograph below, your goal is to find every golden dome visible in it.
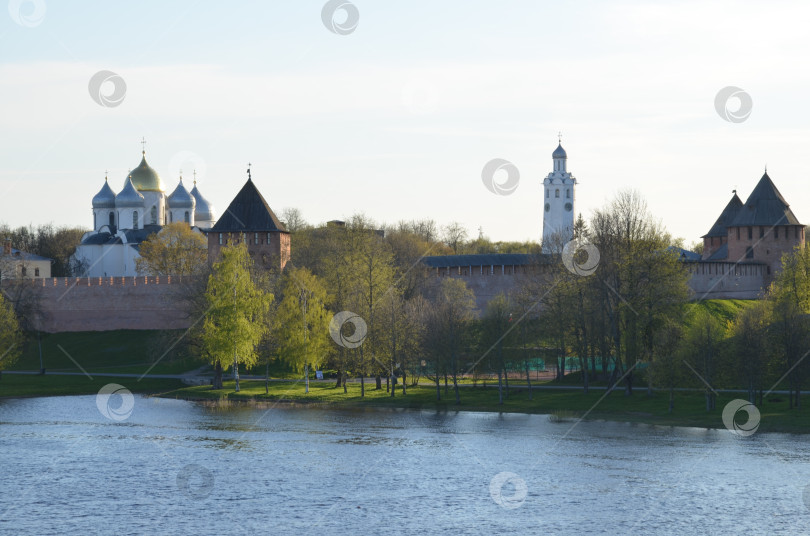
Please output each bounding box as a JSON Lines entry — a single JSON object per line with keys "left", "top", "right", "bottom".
{"left": 126, "top": 153, "right": 165, "bottom": 192}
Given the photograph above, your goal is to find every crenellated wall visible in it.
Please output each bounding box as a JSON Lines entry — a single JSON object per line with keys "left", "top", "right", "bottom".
{"left": 684, "top": 261, "right": 766, "bottom": 299}
{"left": 4, "top": 277, "right": 195, "bottom": 333}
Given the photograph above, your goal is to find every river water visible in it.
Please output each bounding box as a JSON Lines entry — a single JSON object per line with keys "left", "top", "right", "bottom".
{"left": 1, "top": 395, "right": 809, "bottom": 535}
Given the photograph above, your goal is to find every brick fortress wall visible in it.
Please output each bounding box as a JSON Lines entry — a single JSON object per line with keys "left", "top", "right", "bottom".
{"left": 5, "top": 276, "right": 194, "bottom": 333}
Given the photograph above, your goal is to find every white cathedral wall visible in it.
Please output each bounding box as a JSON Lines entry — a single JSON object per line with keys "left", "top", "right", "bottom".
{"left": 141, "top": 191, "right": 165, "bottom": 226}
{"left": 168, "top": 207, "right": 195, "bottom": 226}
{"left": 73, "top": 243, "right": 141, "bottom": 277}
{"left": 93, "top": 208, "right": 116, "bottom": 231}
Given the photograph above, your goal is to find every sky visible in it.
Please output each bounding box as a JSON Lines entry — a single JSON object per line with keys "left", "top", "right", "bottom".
{"left": 2, "top": 0, "right": 810, "bottom": 245}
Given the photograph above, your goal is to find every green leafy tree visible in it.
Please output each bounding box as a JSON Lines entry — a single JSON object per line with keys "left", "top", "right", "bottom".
{"left": 136, "top": 222, "right": 208, "bottom": 276}
{"left": 201, "top": 243, "right": 273, "bottom": 391}
{"left": 273, "top": 267, "right": 330, "bottom": 392}
{"left": 0, "top": 293, "right": 23, "bottom": 379}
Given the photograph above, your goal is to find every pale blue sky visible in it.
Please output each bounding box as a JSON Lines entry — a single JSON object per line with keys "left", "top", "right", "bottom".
{"left": 2, "top": 0, "right": 810, "bottom": 244}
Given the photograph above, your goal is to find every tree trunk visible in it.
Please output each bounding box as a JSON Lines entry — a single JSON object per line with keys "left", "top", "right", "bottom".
{"left": 360, "top": 375, "right": 365, "bottom": 397}
{"left": 335, "top": 367, "right": 343, "bottom": 388}
{"left": 452, "top": 352, "right": 460, "bottom": 405}
{"left": 375, "top": 374, "right": 382, "bottom": 390}
{"left": 444, "top": 373, "right": 448, "bottom": 395}
{"left": 582, "top": 358, "right": 589, "bottom": 395}
{"left": 342, "top": 371, "right": 348, "bottom": 394}
{"left": 212, "top": 360, "right": 223, "bottom": 390}
{"left": 265, "top": 360, "right": 269, "bottom": 395}
{"left": 233, "top": 352, "right": 240, "bottom": 392}
{"left": 435, "top": 373, "right": 441, "bottom": 401}
{"left": 305, "top": 363, "right": 309, "bottom": 394}
{"left": 386, "top": 375, "right": 390, "bottom": 393}
{"left": 401, "top": 371, "right": 407, "bottom": 396}
{"left": 669, "top": 386, "right": 674, "bottom": 413}
{"left": 525, "top": 360, "right": 533, "bottom": 401}
{"left": 624, "top": 370, "right": 633, "bottom": 396}
{"left": 497, "top": 368, "right": 503, "bottom": 405}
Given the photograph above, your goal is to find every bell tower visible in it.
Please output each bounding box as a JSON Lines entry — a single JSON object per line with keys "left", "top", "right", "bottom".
{"left": 542, "top": 135, "right": 576, "bottom": 251}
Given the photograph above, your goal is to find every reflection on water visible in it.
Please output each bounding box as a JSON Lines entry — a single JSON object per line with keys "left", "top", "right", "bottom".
{"left": 1, "top": 395, "right": 810, "bottom": 535}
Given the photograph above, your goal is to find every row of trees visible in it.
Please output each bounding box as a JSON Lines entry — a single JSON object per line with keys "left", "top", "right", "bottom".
{"left": 0, "top": 224, "right": 87, "bottom": 277}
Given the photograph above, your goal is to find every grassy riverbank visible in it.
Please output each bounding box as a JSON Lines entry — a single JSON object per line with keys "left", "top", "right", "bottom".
{"left": 0, "top": 374, "right": 184, "bottom": 398}
{"left": 3, "top": 373, "right": 809, "bottom": 433}
{"left": 159, "top": 379, "right": 810, "bottom": 434}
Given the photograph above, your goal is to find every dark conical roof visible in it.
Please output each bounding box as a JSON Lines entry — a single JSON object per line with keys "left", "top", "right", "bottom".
{"left": 211, "top": 178, "right": 287, "bottom": 232}
{"left": 552, "top": 143, "right": 567, "bottom": 159}
{"left": 702, "top": 192, "right": 743, "bottom": 238}
{"left": 729, "top": 172, "right": 802, "bottom": 227}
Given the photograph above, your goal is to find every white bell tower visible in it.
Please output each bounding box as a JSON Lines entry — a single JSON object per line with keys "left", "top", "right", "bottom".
{"left": 542, "top": 135, "right": 576, "bottom": 251}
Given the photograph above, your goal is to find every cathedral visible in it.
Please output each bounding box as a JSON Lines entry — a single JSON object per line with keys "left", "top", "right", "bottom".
{"left": 73, "top": 149, "right": 216, "bottom": 277}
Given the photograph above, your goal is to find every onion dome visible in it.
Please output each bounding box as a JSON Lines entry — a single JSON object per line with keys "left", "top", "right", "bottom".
{"left": 115, "top": 176, "right": 145, "bottom": 207}
{"left": 126, "top": 152, "right": 165, "bottom": 192}
{"left": 92, "top": 177, "right": 116, "bottom": 208}
{"left": 190, "top": 181, "right": 215, "bottom": 221}
{"left": 552, "top": 143, "right": 567, "bottom": 159}
{"left": 168, "top": 179, "right": 196, "bottom": 209}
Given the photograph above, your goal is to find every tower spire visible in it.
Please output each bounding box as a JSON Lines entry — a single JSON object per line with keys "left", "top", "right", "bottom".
{"left": 140, "top": 137, "right": 146, "bottom": 155}
{"left": 247, "top": 162, "right": 252, "bottom": 181}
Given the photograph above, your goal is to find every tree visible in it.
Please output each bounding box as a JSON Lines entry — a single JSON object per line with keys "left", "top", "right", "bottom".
{"left": 442, "top": 222, "right": 468, "bottom": 254}
{"left": 272, "top": 267, "right": 330, "bottom": 392}
{"left": 201, "top": 243, "right": 273, "bottom": 391}
{"left": 280, "top": 207, "right": 308, "bottom": 232}
{"left": 768, "top": 245, "right": 810, "bottom": 409}
{"left": 135, "top": 222, "right": 207, "bottom": 276}
{"left": 0, "top": 292, "right": 23, "bottom": 378}
{"left": 480, "top": 293, "right": 515, "bottom": 405}
{"left": 731, "top": 301, "right": 772, "bottom": 405}
{"left": 681, "top": 308, "right": 726, "bottom": 411}
{"left": 424, "top": 278, "right": 476, "bottom": 404}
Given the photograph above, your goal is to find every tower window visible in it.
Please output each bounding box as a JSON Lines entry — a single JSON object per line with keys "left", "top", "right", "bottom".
{"left": 94, "top": 214, "right": 97, "bottom": 230}
{"left": 184, "top": 211, "right": 190, "bottom": 223}
{"left": 254, "top": 232, "right": 258, "bottom": 245}
{"left": 555, "top": 189, "right": 560, "bottom": 198}
{"left": 267, "top": 232, "right": 272, "bottom": 243}
{"left": 109, "top": 212, "right": 115, "bottom": 227}
{"left": 133, "top": 211, "right": 139, "bottom": 230}
{"left": 759, "top": 227, "right": 764, "bottom": 238}
{"left": 747, "top": 227, "right": 752, "bottom": 240}
{"left": 746, "top": 246, "right": 753, "bottom": 258}
{"left": 775, "top": 227, "right": 779, "bottom": 239}
{"left": 150, "top": 206, "right": 157, "bottom": 225}
{"left": 35, "top": 267, "right": 40, "bottom": 277}
{"left": 219, "top": 233, "right": 223, "bottom": 245}
{"left": 21, "top": 267, "right": 26, "bottom": 277}
{"left": 546, "top": 189, "right": 549, "bottom": 198}
{"left": 566, "top": 189, "right": 570, "bottom": 199}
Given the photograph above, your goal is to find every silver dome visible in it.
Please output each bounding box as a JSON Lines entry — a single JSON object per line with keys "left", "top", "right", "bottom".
{"left": 552, "top": 143, "right": 567, "bottom": 159}
{"left": 190, "top": 183, "right": 215, "bottom": 221}
{"left": 167, "top": 179, "right": 196, "bottom": 209}
{"left": 115, "top": 176, "right": 145, "bottom": 208}
{"left": 92, "top": 179, "right": 116, "bottom": 208}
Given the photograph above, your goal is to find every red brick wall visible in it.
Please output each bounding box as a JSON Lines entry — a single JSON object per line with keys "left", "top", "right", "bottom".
{"left": 6, "top": 277, "right": 194, "bottom": 333}
{"left": 726, "top": 225, "right": 805, "bottom": 283}
{"left": 207, "top": 231, "right": 290, "bottom": 271}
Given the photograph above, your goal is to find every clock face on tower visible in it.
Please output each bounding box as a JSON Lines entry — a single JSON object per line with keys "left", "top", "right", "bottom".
{"left": 564, "top": 202, "right": 572, "bottom": 212}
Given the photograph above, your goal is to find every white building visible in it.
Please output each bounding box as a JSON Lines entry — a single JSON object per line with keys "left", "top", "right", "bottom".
{"left": 73, "top": 150, "right": 216, "bottom": 277}
{"left": 542, "top": 141, "right": 577, "bottom": 250}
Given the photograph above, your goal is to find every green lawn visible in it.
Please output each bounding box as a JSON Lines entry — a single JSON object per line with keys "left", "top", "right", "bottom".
{"left": 12, "top": 330, "right": 198, "bottom": 375}
{"left": 161, "top": 379, "right": 810, "bottom": 434}
{"left": 0, "top": 373, "right": 184, "bottom": 398}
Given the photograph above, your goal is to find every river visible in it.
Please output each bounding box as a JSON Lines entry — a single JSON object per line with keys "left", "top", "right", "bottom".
{"left": 1, "top": 395, "right": 809, "bottom": 535}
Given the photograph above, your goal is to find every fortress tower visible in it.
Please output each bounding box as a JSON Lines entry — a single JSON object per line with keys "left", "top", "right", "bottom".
{"left": 542, "top": 139, "right": 576, "bottom": 250}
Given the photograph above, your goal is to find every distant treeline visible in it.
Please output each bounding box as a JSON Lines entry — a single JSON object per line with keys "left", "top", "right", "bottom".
{"left": 0, "top": 224, "right": 88, "bottom": 276}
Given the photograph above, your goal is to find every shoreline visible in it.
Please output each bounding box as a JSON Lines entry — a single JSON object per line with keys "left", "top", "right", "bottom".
{"left": 3, "top": 375, "right": 808, "bottom": 435}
